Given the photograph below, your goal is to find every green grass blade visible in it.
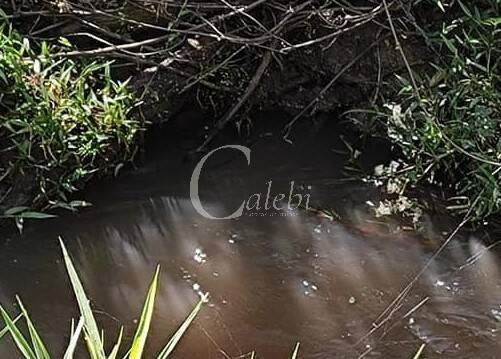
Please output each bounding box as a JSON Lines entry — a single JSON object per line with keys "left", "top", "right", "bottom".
{"left": 156, "top": 294, "right": 207, "bottom": 359}
{"left": 63, "top": 317, "right": 84, "bottom": 359}
{"left": 85, "top": 330, "right": 101, "bottom": 359}
{"left": 413, "top": 344, "right": 425, "bottom": 359}
{"left": 59, "top": 238, "right": 105, "bottom": 359}
{"left": 0, "top": 305, "right": 36, "bottom": 359}
{"left": 0, "top": 314, "right": 23, "bottom": 339}
{"left": 107, "top": 327, "right": 123, "bottom": 359}
{"left": 290, "top": 342, "right": 300, "bottom": 359}
{"left": 16, "top": 296, "right": 51, "bottom": 359}
{"left": 129, "top": 266, "right": 160, "bottom": 359}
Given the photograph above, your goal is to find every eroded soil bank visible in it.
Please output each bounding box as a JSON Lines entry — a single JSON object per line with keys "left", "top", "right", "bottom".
{"left": 0, "top": 0, "right": 439, "bottom": 220}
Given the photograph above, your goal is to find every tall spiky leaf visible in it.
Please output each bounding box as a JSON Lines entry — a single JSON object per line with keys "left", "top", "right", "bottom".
{"left": 0, "top": 314, "right": 22, "bottom": 339}
{"left": 0, "top": 305, "right": 36, "bottom": 359}
{"left": 129, "top": 266, "right": 160, "bottom": 359}
{"left": 59, "top": 238, "right": 105, "bottom": 359}
{"left": 156, "top": 295, "right": 206, "bottom": 359}
{"left": 413, "top": 344, "right": 425, "bottom": 359}
{"left": 63, "top": 317, "right": 84, "bottom": 359}
{"left": 107, "top": 327, "right": 123, "bottom": 359}
{"left": 16, "top": 296, "right": 50, "bottom": 359}
{"left": 290, "top": 342, "right": 300, "bottom": 359}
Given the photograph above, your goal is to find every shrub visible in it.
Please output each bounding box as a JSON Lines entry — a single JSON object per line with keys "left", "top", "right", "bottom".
{"left": 0, "top": 25, "right": 139, "bottom": 216}
{"left": 377, "top": 0, "right": 501, "bottom": 221}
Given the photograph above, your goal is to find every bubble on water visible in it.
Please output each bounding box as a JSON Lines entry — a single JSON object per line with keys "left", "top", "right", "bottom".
{"left": 228, "top": 239, "right": 235, "bottom": 244}
{"left": 300, "top": 280, "right": 318, "bottom": 292}
{"left": 408, "top": 317, "right": 415, "bottom": 325}
{"left": 192, "top": 283, "right": 200, "bottom": 291}
{"left": 434, "top": 280, "right": 445, "bottom": 287}
{"left": 314, "top": 225, "right": 322, "bottom": 234}
{"left": 193, "top": 247, "right": 207, "bottom": 263}
{"left": 181, "top": 267, "right": 193, "bottom": 280}
{"left": 348, "top": 296, "right": 356, "bottom": 304}
{"left": 491, "top": 308, "right": 501, "bottom": 321}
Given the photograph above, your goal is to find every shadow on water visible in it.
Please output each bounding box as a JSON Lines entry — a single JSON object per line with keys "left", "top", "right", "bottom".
{"left": 1, "top": 113, "right": 501, "bottom": 358}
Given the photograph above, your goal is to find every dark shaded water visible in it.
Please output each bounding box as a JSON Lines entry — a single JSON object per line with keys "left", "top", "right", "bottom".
{"left": 1, "top": 116, "right": 501, "bottom": 358}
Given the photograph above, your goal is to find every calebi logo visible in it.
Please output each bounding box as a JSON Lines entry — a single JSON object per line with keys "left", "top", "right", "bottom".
{"left": 190, "top": 145, "right": 311, "bottom": 219}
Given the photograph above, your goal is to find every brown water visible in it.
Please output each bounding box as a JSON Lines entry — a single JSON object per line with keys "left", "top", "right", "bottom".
{"left": 1, "top": 117, "right": 501, "bottom": 358}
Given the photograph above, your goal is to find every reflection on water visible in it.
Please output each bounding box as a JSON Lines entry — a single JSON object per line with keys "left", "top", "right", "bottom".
{"left": 1, "top": 120, "right": 501, "bottom": 358}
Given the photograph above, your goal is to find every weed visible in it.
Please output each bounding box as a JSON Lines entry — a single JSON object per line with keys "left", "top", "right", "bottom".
{"left": 0, "top": 25, "right": 139, "bottom": 220}
{"left": 0, "top": 239, "right": 206, "bottom": 358}
{"left": 374, "top": 0, "right": 501, "bottom": 222}
{"left": 0, "top": 239, "right": 303, "bottom": 358}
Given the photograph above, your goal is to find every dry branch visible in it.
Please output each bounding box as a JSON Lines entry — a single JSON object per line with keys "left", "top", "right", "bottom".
{"left": 196, "top": 48, "right": 273, "bottom": 151}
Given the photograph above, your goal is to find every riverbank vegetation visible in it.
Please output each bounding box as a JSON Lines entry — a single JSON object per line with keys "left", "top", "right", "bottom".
{"left": 0, "top": 240, "right": 308, "bottom": 358}
{"left": 0, "top": 240, "right": 205, "bottom": 359}
{"left": 1, "top": 2, "right": 490, "bottom": 356}
{"left": 0, "top": 23, "right": 139, "bottom": 227}
{"left": 372, "top": 0, "right": 501, "bottom": 223}
{"left": 0, "top": 0, "right": 499, "bottom": 226}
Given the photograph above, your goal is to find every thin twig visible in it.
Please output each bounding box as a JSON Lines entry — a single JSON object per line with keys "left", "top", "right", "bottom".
{"left": 196, "top": 49, "right": 272, "bottom": 152}
{"left": 382, "top": 0, "right": 420, "bottom": 97}
{"left": 356, "top": 196, "right": 479, "bottom": 347}
{"left": 283, "top": 34, "right": 388, "bottom": 139}
{"left": 54, "top": 34, "right": 173, "bottom": 57}
{"left": 180, "top": 45, "right": 246, "bottom": 93}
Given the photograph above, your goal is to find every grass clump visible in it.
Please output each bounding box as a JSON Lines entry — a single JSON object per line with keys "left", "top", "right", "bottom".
{"left": 0, "top": 24, "right": 139, "bottom": 220}
{"left": 0, "top": 240, "right": 302, "bottom": 358}
{"left": 376, "top": 0, "right": 501, "bottom": 222}
{"left": 0, "top": 239, "right": 206, "bottom": 359}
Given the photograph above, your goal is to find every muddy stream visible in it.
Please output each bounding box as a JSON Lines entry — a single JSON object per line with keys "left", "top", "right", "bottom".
{"left": 0, "top": 116, "right": 500, "bottom": 358}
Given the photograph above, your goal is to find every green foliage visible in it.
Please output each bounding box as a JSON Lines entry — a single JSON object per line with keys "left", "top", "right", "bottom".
{"left": 129, "top": 265, "right": 160, "bottom": 359}
{"left": 0, "top": 239, "right": 304, "bottom": 358}
{"left": 378, "top": 0, "right": 501, "bottom": 221}
{"left": 0, "top": 239, "right": 206, "bottom": 359}
{"left": 0, "top": 25, "right": 139, "bottom": 214}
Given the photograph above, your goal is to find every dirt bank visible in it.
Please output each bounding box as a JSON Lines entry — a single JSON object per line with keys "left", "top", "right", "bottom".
{"left": 1, "top": 0, "right": 438, "bottom": 223}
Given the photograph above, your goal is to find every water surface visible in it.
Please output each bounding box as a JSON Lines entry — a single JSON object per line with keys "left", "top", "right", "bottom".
{"left": 1, "top": 118, "right": 500, "bottom": 358}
